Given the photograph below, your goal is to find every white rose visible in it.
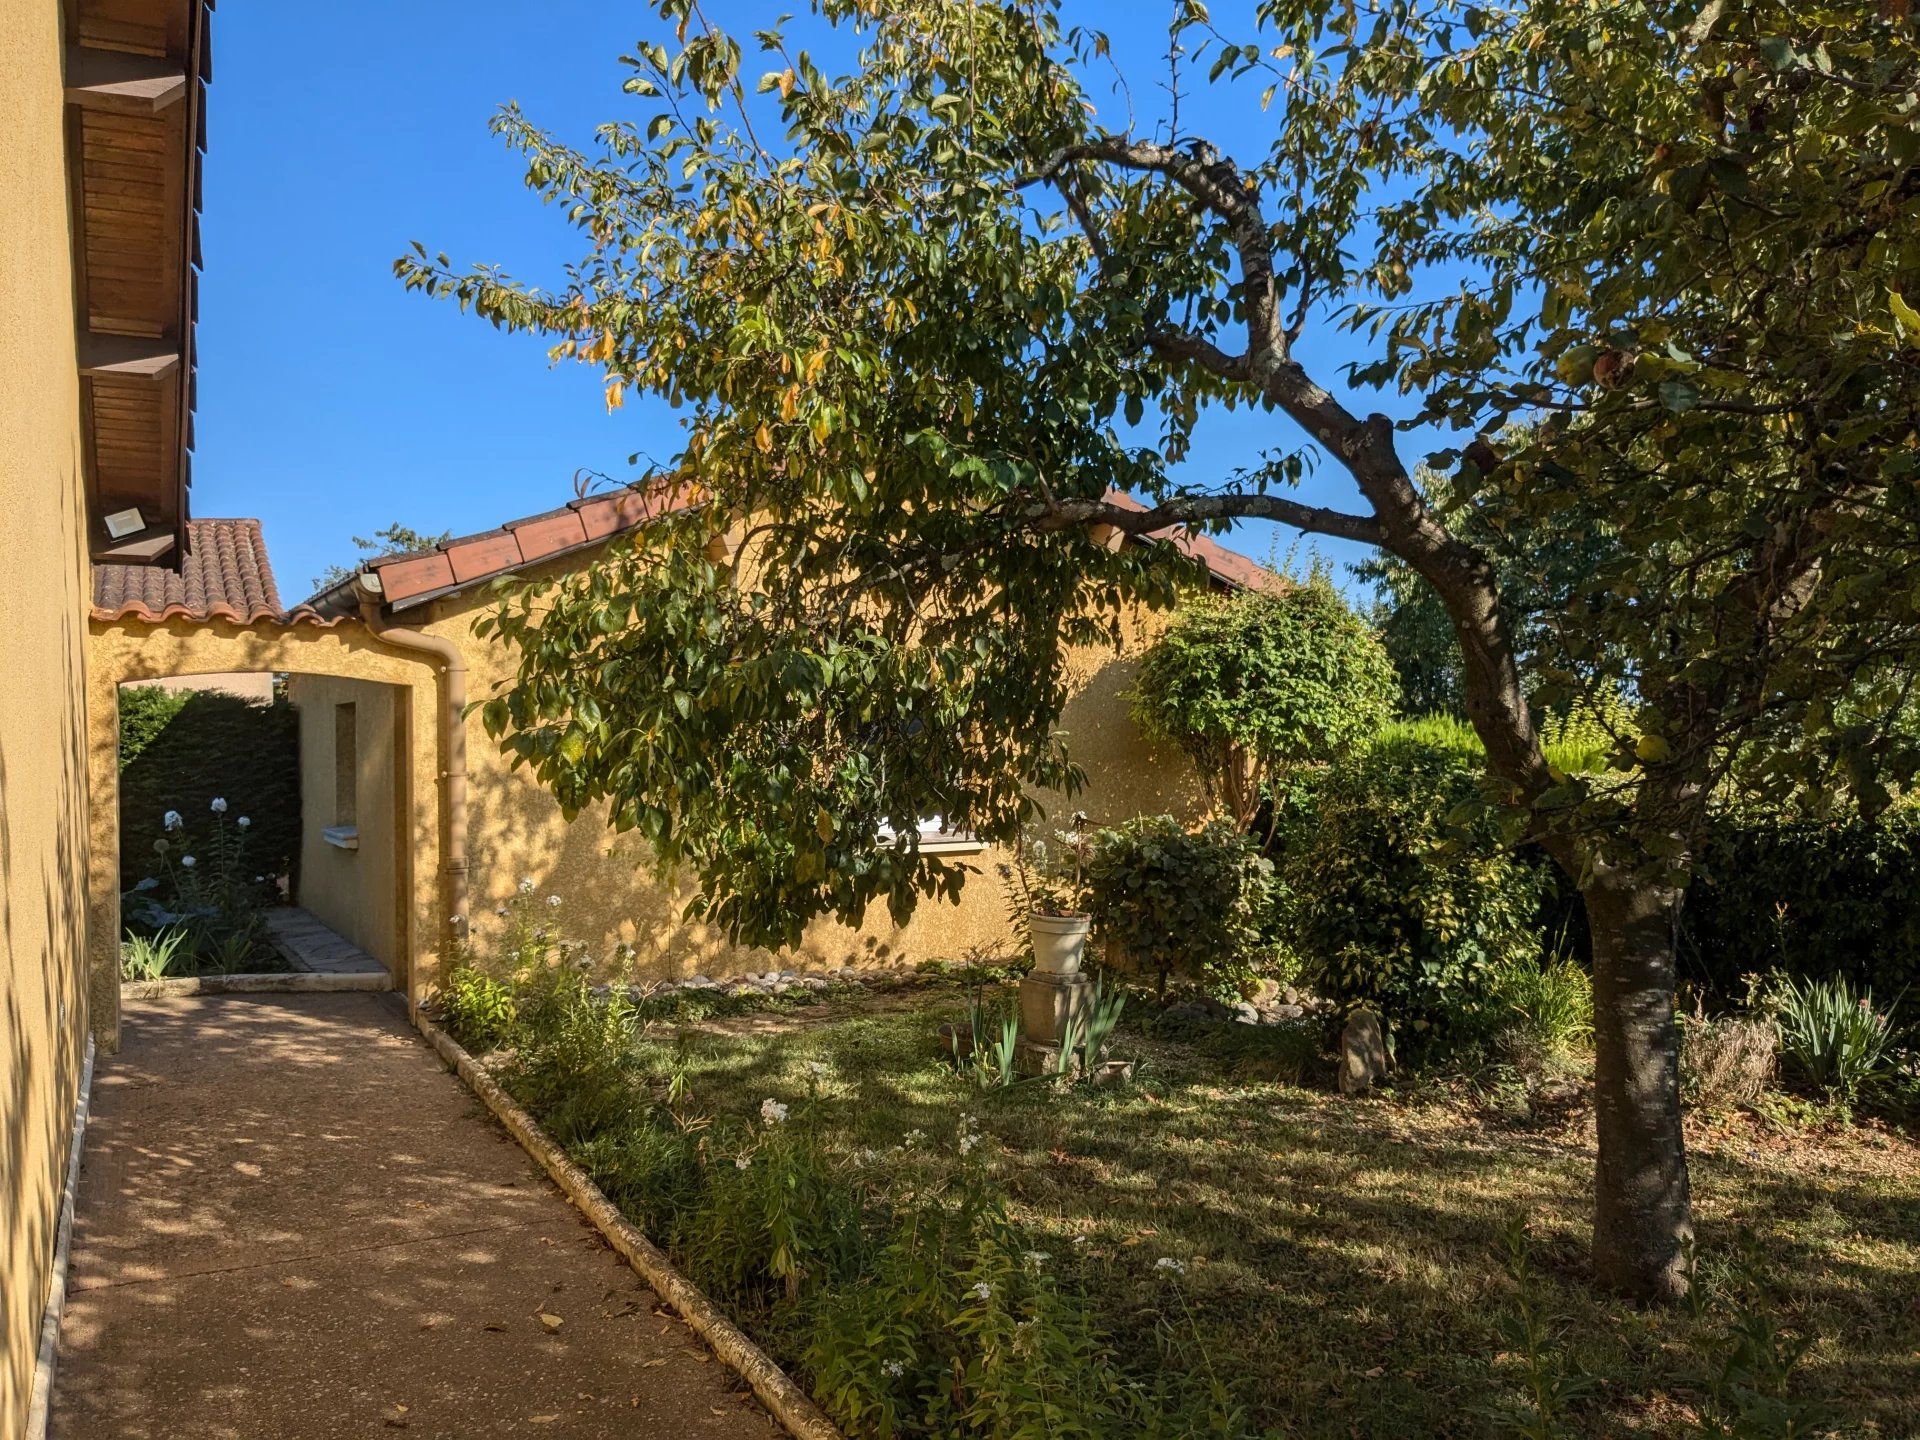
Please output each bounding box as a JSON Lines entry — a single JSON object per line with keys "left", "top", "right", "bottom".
{"left": 180, "top": 855, "right": 197, "bottom": 869}
{"left": 163, "top": 810, "right": 183, "bottom": 831}
{"left": 210, "top": 797, "right": 228, "bottom": 814}
{"left": 236, "top": 816, "right": 251, "bottom": 829}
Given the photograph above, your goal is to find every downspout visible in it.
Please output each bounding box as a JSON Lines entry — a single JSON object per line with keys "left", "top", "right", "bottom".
{"left": 357, "top": 574, "right": 469, "bottom": 1001}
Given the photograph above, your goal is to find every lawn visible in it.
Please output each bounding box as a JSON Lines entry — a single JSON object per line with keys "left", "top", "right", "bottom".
{"left": 621, "top": 981, "right": 1920, "bottom": 1439}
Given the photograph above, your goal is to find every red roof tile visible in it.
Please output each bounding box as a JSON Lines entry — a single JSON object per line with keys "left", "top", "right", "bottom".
{"left": 92, "top": 517, "right": 337, "bottom": 627}
{"left": 306, "top": 483, "right": 1276, "bottom": 614}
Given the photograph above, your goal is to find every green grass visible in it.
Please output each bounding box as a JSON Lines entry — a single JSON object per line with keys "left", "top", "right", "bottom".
{"left": 633, "top": 985, "right": 1920, "bottom": 1439}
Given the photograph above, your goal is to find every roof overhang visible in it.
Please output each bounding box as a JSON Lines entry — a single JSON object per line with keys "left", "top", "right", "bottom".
{"left": 67, "top": 0, "right": 213, "bottom": 567}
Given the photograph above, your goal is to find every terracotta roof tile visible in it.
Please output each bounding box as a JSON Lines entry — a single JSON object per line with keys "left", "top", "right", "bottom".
{"left": 306, "top": 483, "right": 1276, "bottom": 614}
{"left": 92, "top": 517, "right": 338, "bottom": 627}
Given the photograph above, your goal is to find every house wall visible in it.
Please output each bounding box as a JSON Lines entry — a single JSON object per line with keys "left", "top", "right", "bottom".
{"left": 283, "top": 674, "right": 402, "bottom": 971}
{"left": 138, "top": 670, "right": 276, "bottom": 702}
{"left": 0, "top": 10, "right": 95, "bottom": 1430}
{"left": 405, "top": 555, "right": 1206, "bottom": 983}
{"left": 86, "top": 618, "right": 444, "bottom": 1032}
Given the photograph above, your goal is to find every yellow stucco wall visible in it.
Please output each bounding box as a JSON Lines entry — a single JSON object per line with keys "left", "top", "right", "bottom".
{"left": 404, "top": 560, "right": 1205, "bottom": 984}
{"left": 0, "top": 9, "right": 90, "bottom": 1428}
{"left": 283, "top": 673, "right": 403, "bottom": 971}
{"left": 86, "top": 619, "right": 445, "bottom": 1027}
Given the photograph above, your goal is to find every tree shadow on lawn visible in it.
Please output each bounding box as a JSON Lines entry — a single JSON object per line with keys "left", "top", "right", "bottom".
{"left": 655, "top": 995, "right": 1920, "bottom": 1439}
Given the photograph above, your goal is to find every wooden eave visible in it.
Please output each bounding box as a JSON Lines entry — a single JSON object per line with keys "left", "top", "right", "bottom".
{"left": 67, "top": 0, "right": 214, "bottom": 567}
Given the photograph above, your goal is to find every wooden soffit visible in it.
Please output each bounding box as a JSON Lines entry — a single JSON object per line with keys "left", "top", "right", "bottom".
{"left": 67, "top": 0, "right": 214, "bottom": 567}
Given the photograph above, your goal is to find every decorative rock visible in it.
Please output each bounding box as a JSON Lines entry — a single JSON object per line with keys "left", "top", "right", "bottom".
{"left": 1283, "top": 987, "right": 1301, "bottom": 1006}
{"left": 1247, "top": 979, "right": 1282, "bottom": 1006}
{"left": 1271, "top": 1003, "right": 1305, "bottom": 1020}
{"left": 1231, "top": 1002, "right": 1261, "bottom": 1026}
{"left": 1339, "top": 1009, "right": 1389, "bottom": 1096}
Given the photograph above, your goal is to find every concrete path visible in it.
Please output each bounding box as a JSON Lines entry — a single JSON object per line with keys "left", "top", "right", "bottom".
{"left": 264, "top": 907, "right": 389, "bottom": 979}
{"left": 49, "top": 994, "right": 778, "bottom": 1440}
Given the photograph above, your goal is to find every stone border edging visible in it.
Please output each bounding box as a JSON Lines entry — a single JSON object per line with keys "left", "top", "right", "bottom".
{"left": 26, "top": 1035, "right": 94, "bottom": 1440}
{"left": 121, "top": 971, "right": 391, "bottom": 1000}
{"left": 413, "top": 1013, "right": 845, "bottom": 1440}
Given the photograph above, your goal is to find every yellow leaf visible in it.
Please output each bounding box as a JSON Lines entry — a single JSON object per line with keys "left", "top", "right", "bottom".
{"left": 604, "top": 380, "right": 625, "bottom": 412}
{"left": 777, "top": 68, "right": 795, "bottom": 98}
{"left": 755, "top": 422, "right": 773, "bottom": 454}
{"left": 1891, "top": 289, "right": 1920, "bottom": 343}
{"left": 815, "top": 807, "right": 837, "bottom": 842}
{"left": 781, "top": 386, "right": 799, "bottom": 421}
{"left": 1635, "top": 734, "right": 1671, "bottom": 764}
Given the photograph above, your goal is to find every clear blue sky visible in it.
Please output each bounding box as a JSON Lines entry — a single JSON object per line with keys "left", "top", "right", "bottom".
{"left": 194, "top": 2, "right": 1420, "bottom": 602}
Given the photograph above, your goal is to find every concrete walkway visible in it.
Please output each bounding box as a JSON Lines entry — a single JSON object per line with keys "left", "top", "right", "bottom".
{"left": 49, "top": 994, "right": 777, "bottom": 1439}
{"left": 263, "top": 907, "right": 389, "bottom": 979}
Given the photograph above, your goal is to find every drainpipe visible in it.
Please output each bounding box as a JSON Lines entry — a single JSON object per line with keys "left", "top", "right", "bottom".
{"left": 357, "top": 573, "right": 469, "bottom": 986}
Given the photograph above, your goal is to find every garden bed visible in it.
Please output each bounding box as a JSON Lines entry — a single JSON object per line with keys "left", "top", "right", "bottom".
{"left": 448, "top": 973, "right": 1920, "bottom": 1438}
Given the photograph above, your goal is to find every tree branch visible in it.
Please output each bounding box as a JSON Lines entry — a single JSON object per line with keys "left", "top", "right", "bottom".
{"left": 1027, "top": 491, "right": 1384, "bottom": 548}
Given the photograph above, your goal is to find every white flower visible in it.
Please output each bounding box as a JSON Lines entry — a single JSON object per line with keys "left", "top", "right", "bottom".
{"left": 1023, "top": 1251, "right": 1050, "bottom": 1269}
{"left": 760, "top": 1098, "right": 789, "bottom": 1125}
{"left": 853, "top": 1148, "right": 878, "bottom": 1166}
{"left": 1071, "top": 1235, "right": 1089, "bottom": 1249}
{"left": 546, "top": 894, "right": 562, "bottom": 908}
{"left": 734, "top": 1155, "right": 752, "bottom": 1170}
{"left": 210, "top": 797, "right": 227, "bottom": 814}
{"left": 967, "top": 1282, "right": 992, "bottom": 1302}
{"left": 518, "top": 876, "right": 536, "bottom": 894}
{"left": 900, "top": 1129, "right": 925, "bottom": 1149}
{"left": 1153, "top": 1257, "right": 1187, "bottom": 1275}
{"left": 236, "top": 816, "right": 251, "bottom": 829}
{"left": 882, "top": 1359, "right": 906, "bottom": 1378}
{"left": 958, "top": 1132, "right": 980, "bottom": 1155}
{"left": 179, "top": 855, "right": 197, "bottom": 869}
{"left": 163, "top": 810, "right": 183, "bottom": 832}
{"left": 255, "top": 875, "right": 266, "bottom": 884}
{"left": 805, "top": 1059, "right": 829, "bottom": 1078}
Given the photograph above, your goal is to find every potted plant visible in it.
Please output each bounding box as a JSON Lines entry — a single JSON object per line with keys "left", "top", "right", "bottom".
{"left": 1008, "top": 816, "right": 1093, "bottom": 974}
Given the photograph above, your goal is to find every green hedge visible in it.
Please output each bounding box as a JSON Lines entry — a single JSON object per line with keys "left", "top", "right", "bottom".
{"left": 1681, "top": 816, "right": 1920, "bottom": 1003}
{"left": 118, "top": 686, "right": 301, "bottom": 895}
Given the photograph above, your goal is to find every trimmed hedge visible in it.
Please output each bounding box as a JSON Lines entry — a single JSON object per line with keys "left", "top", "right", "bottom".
{"left": 1681, "top": 817, "right": 1920, "bottom": 1003}
{"left": 118, "top": 686, "right": 301, "bottom": 894}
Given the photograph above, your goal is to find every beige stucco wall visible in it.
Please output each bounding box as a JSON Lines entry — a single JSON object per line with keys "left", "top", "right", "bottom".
{"left": 283, "top": 673, "right": 403, "bottom": 971}
{"left": 86, "top": 619, "right": 445, "bottom": 1032}
{"left": 407, "top": 557, "right": 1206, "bottom": 984}
{"left": 139, "top": 670, "right": 276, "bottom": 702}
{"left": 0, "top": 9, "right": 91, "bottom": 1429}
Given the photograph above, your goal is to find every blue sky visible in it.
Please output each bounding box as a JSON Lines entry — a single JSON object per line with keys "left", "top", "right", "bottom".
{"left": 194, "top": 2, "right": 1416, "bottom": 602}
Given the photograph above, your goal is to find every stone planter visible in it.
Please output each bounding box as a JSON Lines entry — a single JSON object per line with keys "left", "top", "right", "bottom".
{"left": 1030, "top": 912, "right": 1091, "bottom": 975}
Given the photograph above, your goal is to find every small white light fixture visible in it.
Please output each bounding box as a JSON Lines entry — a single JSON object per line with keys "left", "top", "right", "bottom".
{"left": 104, "top": 506, "right": 146, "bottom": 539}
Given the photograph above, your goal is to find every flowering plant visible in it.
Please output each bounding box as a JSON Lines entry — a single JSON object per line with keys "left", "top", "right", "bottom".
{"left": 999, "top": 815, "right": 1093, "bottom": 919}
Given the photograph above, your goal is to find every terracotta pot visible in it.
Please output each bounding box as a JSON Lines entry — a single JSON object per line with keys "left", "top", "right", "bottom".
{"left": 1030, "top": 912, "right": 1091, "bottom": 975}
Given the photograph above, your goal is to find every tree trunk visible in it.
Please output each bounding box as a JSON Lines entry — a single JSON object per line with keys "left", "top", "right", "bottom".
{"left": 1583, "top": 866, "right": 1693, "bottom": 1301}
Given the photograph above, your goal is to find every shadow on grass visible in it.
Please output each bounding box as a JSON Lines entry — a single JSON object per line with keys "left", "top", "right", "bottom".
{"left": 647, "top": 989, "right": 1920, "bottom": 1439}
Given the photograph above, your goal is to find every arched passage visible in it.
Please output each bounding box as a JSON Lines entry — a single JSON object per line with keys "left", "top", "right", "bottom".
{"left": 86, "top": 616, "right": 448, "bottom": 1050}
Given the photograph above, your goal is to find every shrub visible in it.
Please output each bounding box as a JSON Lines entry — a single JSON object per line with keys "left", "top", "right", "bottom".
{"left": 1681, "top": 815, "right": 1920, "bottom": 1002}
{"left": 1084, "top": 816, "right": 1276, "bottom": 997}
{"left": 438, "top": 962, "right": 518, "bottom": 1052}
{"left": 1762, "top": 974, "right": 1901, "bottom": 1103}
{"left": 1130, "top": 573, "right": 1397, "bottom": 827}
{"left": 120, "top": 926, "right": 190, "bottom": 982}
{"left": 118, "top": 687, "right": 300, "bottom": 895}
{"left": 1493, "top": 956, "right": 1594, "bottom": 1061}
{"left": 1279, "top": 724, "right": 1547, "bottom": 1057}
{"left": 1679, "top": 1007, "right": 1778, "bottom": 1110}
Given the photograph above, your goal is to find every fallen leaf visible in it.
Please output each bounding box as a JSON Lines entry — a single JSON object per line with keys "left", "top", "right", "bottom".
{"left": 481, "top": 1321, "right": 507, "bottom": 1333}
{"left": 538, "top": 1312, "right": 564, "bottom": 1333}
{"left": 382, "top": 1403, "right": 410, "bottom": 1429}
{"left": 1363, "top": 1366, "right": 1385, "bottom": 1379}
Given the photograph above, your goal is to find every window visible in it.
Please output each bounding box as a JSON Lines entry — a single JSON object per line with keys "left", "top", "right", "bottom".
{"left": 332, "top": 702, "right": 357, "bottom": 826}
{"left": 876, "top": 815, "right": 984, "bottom": 855}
